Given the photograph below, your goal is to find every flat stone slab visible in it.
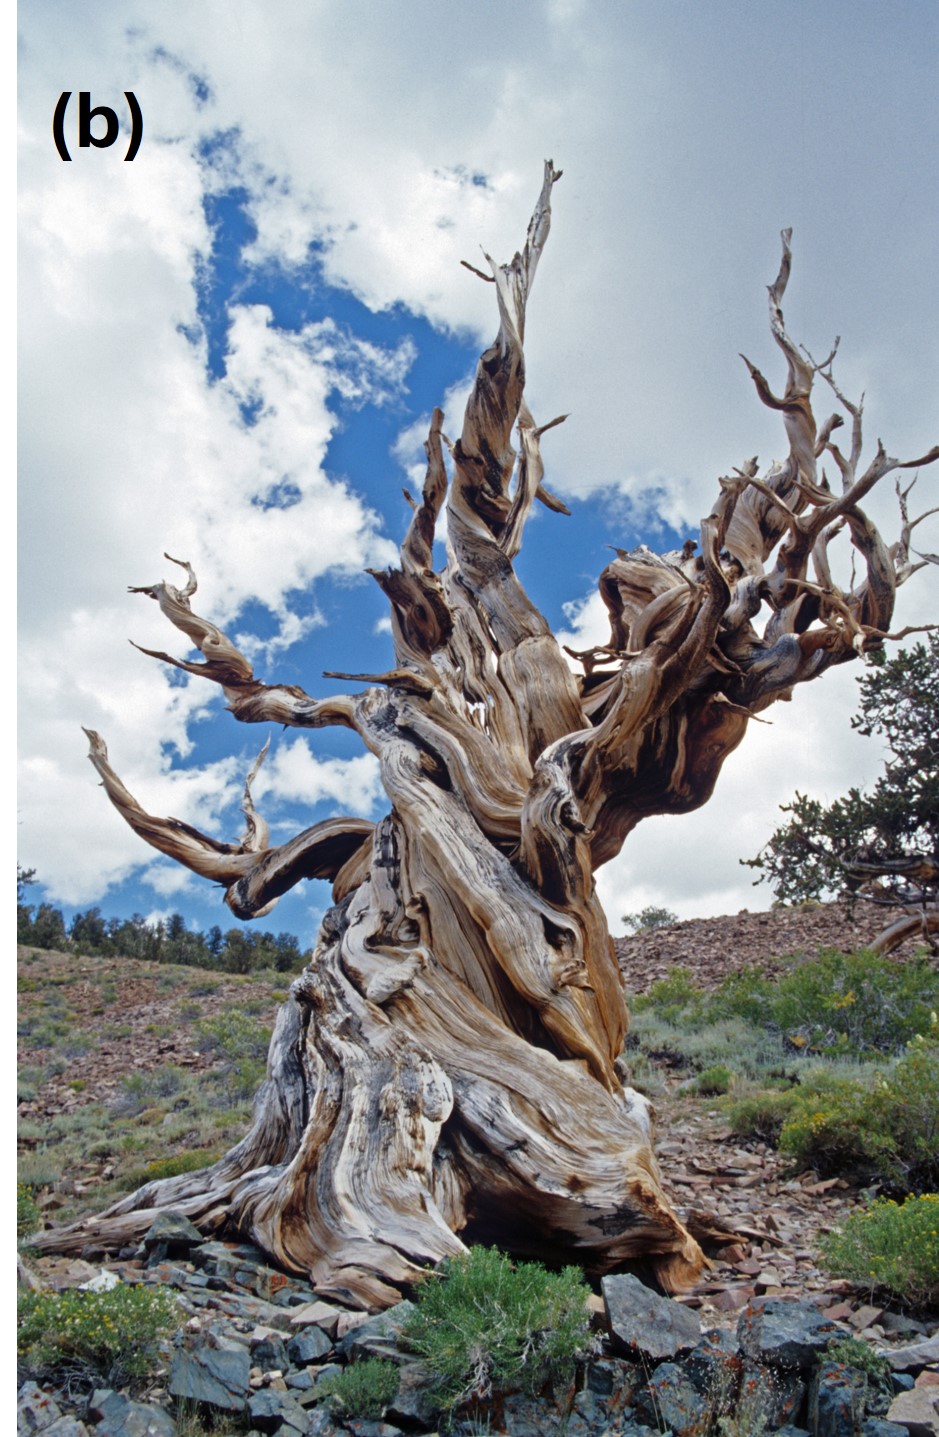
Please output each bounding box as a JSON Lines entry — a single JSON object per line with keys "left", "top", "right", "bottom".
{"left": 169, "top": 1335, "right": 251, "bottom": 1411}
{"left": 881, "top": 1338, "right": 939, "bottom": 1372}
{"left": 601, "top": 1273, "right": 701, "bottom": 1361}
{"left": 887, "top": 1387, "right": 939, "bottom": 1437}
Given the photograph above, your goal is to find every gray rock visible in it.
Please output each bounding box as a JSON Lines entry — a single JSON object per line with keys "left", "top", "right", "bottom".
{"left": 881, "top": 1337, "right": 939, "bottom": 1372}
{"left": 335, "top": 1300, "right": 417, "bottom": 1364}
{"left": 894, "top": 1376, "right": 917, "bottom": 1394}
{"left": 385, "top": 1359, "right": 440, "bottom": 1428}
{"left": 286, "top": 1327, "right": 333, "bottom": 1365}
{"left": 285, "top": 1370, "right": 316, "bottom": 1391}
{"left": 169, "top": 1334, "right": 251, "bottom": 1411}
{"left": 570, "top": 1355, "right": 639, "bottom": 1430}
{"left": 246, "top": 1388, "right": 309, "bottom": 1434}
{"left": 143, "top": 1211, "right": 204, "bottom": 1249}
{"left": 189, "top": 1241, "right": 310, "bottom": 1306}
{"left": 250, "top": 1333, "right": 291, "bottom": 1372}
{"left": 740, "top": 1361, "right": 807, "bottom": 1430}
{"left": 304, "top": 1412, "right": 345, "bottom": 1437}
{"left": 863, "top": 1422, "right": 914, "bottom": 1437}
{"left": 885, "top": 1386, "right": 939, "bottom": 1437}
{"left": 635, "top": 1359, "right": 710, "bottom": 1437}
{"left": 42, "top": 1421, "right": 90, "bottom": 1437}
{"left": 87, "top": 1388, "right": 177, "bottom": 1437}
{"left": 809, "top": 1360, "right": 867, "bottom": 1437}
{"left": 602, "top": 1272, "right": 702, "bottom": 1361}
{"left": 683, "top": 1328, "right": 740, "bottom": 1394}
{"left": 737, "top": 1298, "right": 837, "bottom": 1370}
{"left": 18, "top": 1382, "right": 63, "bottom": 1434}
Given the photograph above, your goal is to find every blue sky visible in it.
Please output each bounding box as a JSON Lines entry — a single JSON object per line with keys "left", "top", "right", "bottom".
{"left": 18, "top": 2, "right": 939, "bottom": 944}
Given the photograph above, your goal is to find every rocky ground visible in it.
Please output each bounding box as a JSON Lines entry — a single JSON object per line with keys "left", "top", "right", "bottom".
{"left": 16, "top": 904, "right": 939, "bottom": 1435}
{"left": 17, "top": 1222, "right": 939, "bottom": 1436}
{"left": 614, "top": 899, "right": 928, "bottom": 995}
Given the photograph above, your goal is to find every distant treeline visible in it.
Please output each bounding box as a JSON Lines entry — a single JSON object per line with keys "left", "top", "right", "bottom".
{"left": 16, "top": 897, "right": 307, "bottom": 974}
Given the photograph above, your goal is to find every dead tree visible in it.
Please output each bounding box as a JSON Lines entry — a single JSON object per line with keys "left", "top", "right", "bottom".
{"left": 35, "top": 164, "right": 937, "bottom": 1306}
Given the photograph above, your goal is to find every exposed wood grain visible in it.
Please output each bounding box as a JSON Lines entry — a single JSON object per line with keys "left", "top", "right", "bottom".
{"left": 38, "top": 164, "right": 936, "bottom": 1308}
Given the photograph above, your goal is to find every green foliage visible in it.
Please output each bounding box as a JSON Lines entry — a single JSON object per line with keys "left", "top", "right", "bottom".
{"left": 403, "top": 1247, "right": 592, "bottom": 1414}
{"left": 317, "top": 1358, "right": 400, "bottom": 1421}
{"left": 123, "top": 1150, "right": 220, "bottom": 1188}
{"left": 778, "top": 1029, "right": 939, "bottom": 1192}
{"left": 18, "top": 1151, "right": 64, "bottom": 1190}
{"left": 18, "top": 1282, "right": 178, "bottom": 1390}
{"left": 195, "top": 1009, "right": 272, "bottom": 1062}
{"left": 824, "top": 1336, "right": 892, "bottom": 1393}
{"left": 17, "top": 895, "right": 308, "bottom": 974}
{"left": 17, "top": 1183, "right": 40, "bottom": 1240}
{"left": 621, "top": 905, "right": 678, "bottom": 933}
{"left": 744, "top": 637, "right": 939, "bottom": 907}
{"left": 722, "top": 1085, "right": 801, "bottom": 1142}
{"left": 111, "top": 1072, "right": 152, "bottom": 1117}
{"left": 632, "top": 967, "right": 707, "bottom": 1026}
{"left": 693, "top": 1064, "right": 734, "bottom": 1096}
{"left": 821, "top": 1194, "right": 939, "bottom": 1309}
{"left": 195, "top": 1009, "right": 271, "bottom": 1099}
{"left": 714, "top": 949, "right": 939, "bottom": 1057}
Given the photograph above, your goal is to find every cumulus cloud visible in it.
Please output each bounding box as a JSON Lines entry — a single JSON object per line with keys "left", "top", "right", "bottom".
{"left": 18, "top": 1, "right": 938, "bottom": 923}
{"left": 252, "top": 737, "right": 384, "bottom": 821}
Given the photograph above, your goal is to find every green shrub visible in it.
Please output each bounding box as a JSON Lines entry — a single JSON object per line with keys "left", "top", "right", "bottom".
{"left": 821, "top": 1194, "right": 939, "bottom": 1309}
{"left": 317, "top": 1358, "right": 400, "bottom": 1420}
{"left": 824, "top": 1336, "right": 892, "bottom": 1394}
{"left": 17, "top": 1183, "right": 40, "bottom": 1240}
{"left": 18, "top": 1151, "right": 64, "bottom": 1190}
{"left": 778, "top": 1031, "right": 939, "bottom": 1192}
{"left": 196, "top": 1010, "right": 271, "bottom": 1100}
{"left": 722, "top": 1085, "right": 801, "bottom": 1142}
{"left": 18, "top": 1282, "right": 178, "bottom": 1389}
{"left": 693, "top": 1065, "right": 733, "bottom": 1096}
{"left": 111, "top": 1073, "right": 151, "bottom": 1117}
{"left": 403, "top": 1247, "right": 592, "bottom": 1414}
{"left": 123, "top": 1150, "right": 219, "bottom": 1187}
{"left": 712, "top": 950, "right": 939, "bottom": 1057}
{"left": 195, "top": 1010, "right": 271, "bottom": 1062}
{"left": 632, "top": 968, "right": 707, "bottom": 1026}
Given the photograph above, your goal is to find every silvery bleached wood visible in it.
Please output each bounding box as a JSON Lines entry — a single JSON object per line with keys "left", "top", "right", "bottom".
{"left": 34, "top": 163, "right": 936, "bottom": 1308}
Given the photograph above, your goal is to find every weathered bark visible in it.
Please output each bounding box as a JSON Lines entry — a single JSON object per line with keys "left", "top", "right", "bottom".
{"left": 36, "top": 164, "right": 937, "bottom": 1307}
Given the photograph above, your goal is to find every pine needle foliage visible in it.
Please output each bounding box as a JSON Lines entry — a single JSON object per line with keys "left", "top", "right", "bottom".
{"left": 403, "top": 1247, "right": 592, "bottom": 1414}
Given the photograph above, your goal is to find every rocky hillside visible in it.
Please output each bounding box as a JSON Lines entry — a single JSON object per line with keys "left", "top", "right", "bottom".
{"left": 615, "top": 899, "right": 930, "bottom": 995}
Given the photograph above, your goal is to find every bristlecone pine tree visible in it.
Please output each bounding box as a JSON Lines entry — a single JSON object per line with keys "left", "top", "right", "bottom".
{"left": 35, "top": 164, "right": 938, "bottom": 1306}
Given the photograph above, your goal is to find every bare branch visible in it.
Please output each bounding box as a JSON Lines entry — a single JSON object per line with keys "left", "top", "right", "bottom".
{"left": 83, "top": 728, "right": 374, "bottom": 915}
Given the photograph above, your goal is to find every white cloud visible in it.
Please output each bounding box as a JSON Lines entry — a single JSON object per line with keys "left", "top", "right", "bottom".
{"left": 144, "top": 864, "right": 199, "bottom": 899}
{"left": 18, "top": 2, "right": 938, "bottom": 922}
{"left": 253, "top": 738, "right": 384, "bottom": 819}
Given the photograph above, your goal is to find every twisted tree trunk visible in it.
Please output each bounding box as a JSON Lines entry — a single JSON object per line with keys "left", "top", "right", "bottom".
{"left": 35, "top": 164, "right": 937, "bottom": 1308}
